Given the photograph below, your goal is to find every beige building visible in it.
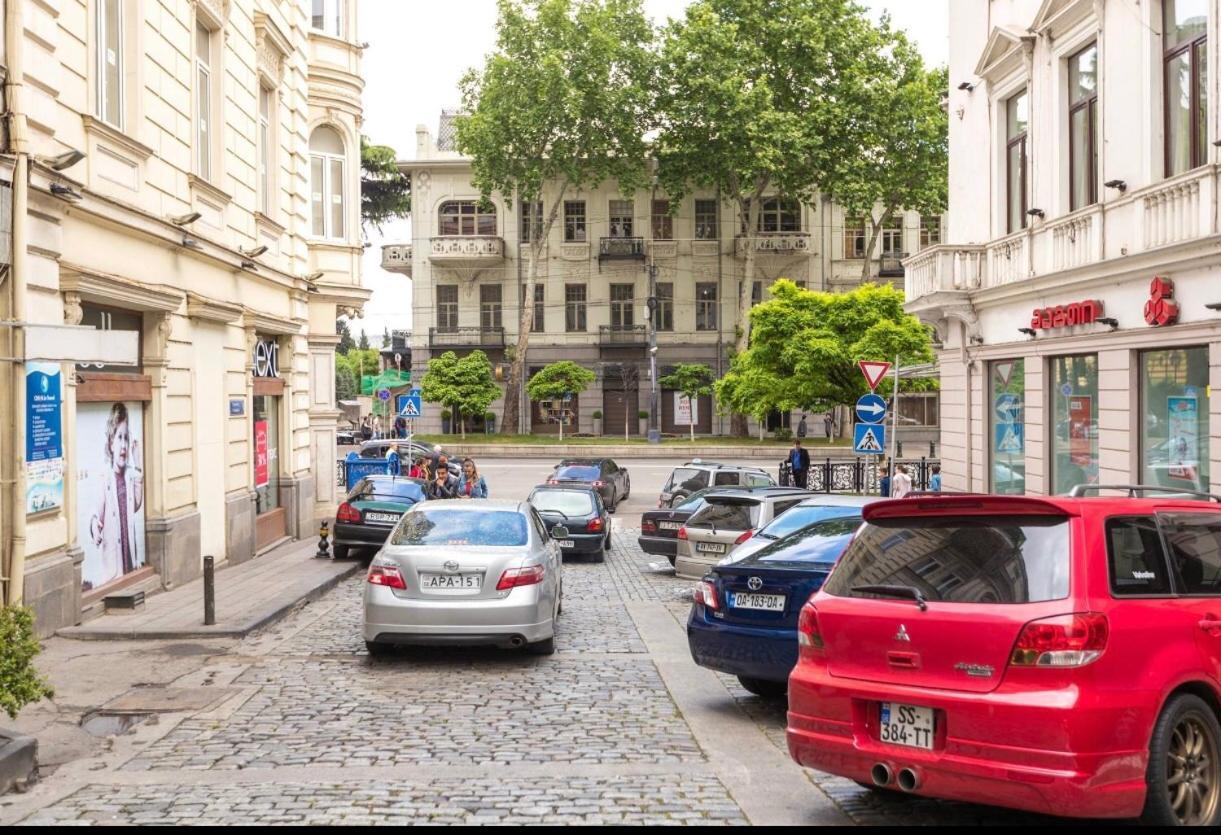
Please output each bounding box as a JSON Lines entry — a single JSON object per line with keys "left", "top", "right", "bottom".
{"left": 382, "top": 116, "right": 941, "bottom": 438}
{"left": 1, "top": 0, "right": 368, "bottom": 635}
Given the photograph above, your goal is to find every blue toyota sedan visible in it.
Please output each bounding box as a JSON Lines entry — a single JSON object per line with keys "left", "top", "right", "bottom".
{"left": 687, "top": 512, "right": 863, "bottom": 697}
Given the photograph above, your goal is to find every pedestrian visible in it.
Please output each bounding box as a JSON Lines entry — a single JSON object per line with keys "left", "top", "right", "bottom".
{"left": 929, "top": 465, "right": 942, "bottom": 492}
{"left": 788, "top": 437, "right": 811, "bottom": 490}
{"left": 796, "top": 413, "right": 808, "bottom": 439}
{"left": 878, "top": 459, "right": 891, "bottom": 498}
{"left": 892, "top": 464, "right": 913, "bottom": 499}
{"left": 824, "top": 412, "right": 834, "bottom": 441}
{"left": 385, "top": 443, "right": 401, "bottom": 477}
{"left": 426, "top": 465, "right": 458, "bottom": 500}
{"left": 394, "top": 415, "right": 406, "bottom": 439}
{"left": 409, "top": 456, "right": 429, "bottom": 480}
{"left": 360, "top": 416, "right": 372, "bottom": 443}
{"left": 456, "top": 458, "right": 489, "bottom": 499}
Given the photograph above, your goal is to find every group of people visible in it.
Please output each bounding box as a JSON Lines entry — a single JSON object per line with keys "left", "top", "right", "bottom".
{"left": 785, "top": 437, "right": 942, "bottom": 497}
{"left": 360, "top": 415, "right": 411, "bottom": 442}
{"left": 794, "top": 412, "right": 839, "bottom": 441}
{"left": 385, "top": 447, "right": 489, "bottom": 500}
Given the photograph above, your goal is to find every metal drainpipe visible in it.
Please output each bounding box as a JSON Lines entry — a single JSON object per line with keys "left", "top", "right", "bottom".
{"left": 963, "top": 331, "right": 973, "bottom": 493}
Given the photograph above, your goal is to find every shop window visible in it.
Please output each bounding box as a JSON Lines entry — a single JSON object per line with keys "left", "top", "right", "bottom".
{"left": 897, "top": 393, "right": 939, "bottom": 427}
{"left": 1050, "top": 354, "right": 1099, "bottom": 495}
{"left": 989, "top": 359, "right": 1026, "bottom": 495}
{"left": 1141, "top": 347, "right": 1210, "bottom": 491}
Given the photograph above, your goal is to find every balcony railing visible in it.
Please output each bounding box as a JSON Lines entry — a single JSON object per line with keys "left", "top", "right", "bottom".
{"left": 878, "top": 253, "right": 906, "bottom": 277}
{"left": 598, "top": 324, "right": 648, "bottom": 346}
{"left": 734, "top": 232, "right": 812, "bottom": 258}
{"left": 429, "top": 236, "right": 505, "bottom": 265}
{"left": 381, "top": 244, "right": 413, "bottom": 276}
{"left": 428, "top": 327, "right": 506, "bottom": 349}
{"left": 902, "top": 245, "right": 986, "bottom": 302}
{"left": 598, "top": 236, "right": 646, "bottom": 261}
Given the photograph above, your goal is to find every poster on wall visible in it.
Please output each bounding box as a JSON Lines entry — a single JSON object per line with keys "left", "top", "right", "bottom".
{"left": 1166, "top": 396, "right": 1199, "bottom": 481}
{"left": 675, "top": 393, "right": 698, "bottom": 426}
{"left": 25, "top": 362, "right": 64, "bottom": 514}
{"left": 254, "top": 420, "right": 270, "bottom": 488}
{"left": 77, "top": 402, "right": 146, "bottom": 592}
{"left": 1068, "top": 396, "right": 1093, "bottom": 466}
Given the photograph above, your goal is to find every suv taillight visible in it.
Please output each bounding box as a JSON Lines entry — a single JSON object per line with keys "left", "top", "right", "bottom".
{"left": 734, "top": 530, "right": 753, "bottom": 545}
{"left": 797, "top": 602, "right": 825, "bottom": 659}
{"left": 336, "top": 502, "right": 361, "bottom": 523}
{"left": 497, "top": 564, "right": 545, "bottom": 591}
{"left": 1009, "top": 613, "right": 1108, "bottom": 668}
{"left": 367, "top": 562, "right": 406, "bottom": 590}
{"left": 677, "top": 526, "right": 688, "bottom": 540}
{"left": 588, "top": 517, "right": 604, "bottom": 533}
{"left": 694, "top": 580, "right": 719, "bottom": 611}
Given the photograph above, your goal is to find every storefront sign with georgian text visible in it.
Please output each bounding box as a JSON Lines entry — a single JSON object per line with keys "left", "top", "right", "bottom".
{"left": 1030, "top": 299, "right": 1104, "bottom": 330}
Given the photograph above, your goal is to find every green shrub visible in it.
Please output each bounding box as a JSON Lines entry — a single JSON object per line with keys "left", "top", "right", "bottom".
{"left": 592, "top": 410, "right": 603, "bottom": 419}
{"left": 0, "top": 605, "right": 54, "bottom": 719}
{"left": 638, "top": 410, "right": 650, "bottom": 420}
{"left": 774, "top": 427, "right": 793, "bottom": 442}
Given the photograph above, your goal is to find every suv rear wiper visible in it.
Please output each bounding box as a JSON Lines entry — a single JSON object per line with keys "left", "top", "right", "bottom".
{"left": 850, "top": 584, "right": 929, "bottom": 611}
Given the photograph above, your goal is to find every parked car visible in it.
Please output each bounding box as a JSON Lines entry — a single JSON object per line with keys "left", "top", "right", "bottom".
{"left": 333, "top": 476, "right": 428, "bottom": 560}
{"left": 723, "top": 495, "right": 876, "bottom": 564}
{"left": 674, "top": 487, "right": 811, "bottom": 580}
{"left": 356, "top": 439, "right": 459, "bottom": 476}
{"left": 337, "top": 428, "right": 357, "bottom": 446}
{"left": 528, "top": 484, "right": 611, "bottom": 562}
{"left": 639, "top": 487, "right": 740, "bottom": 564}
{"left": 658, "top": 460, "right": 776, "bottom": 508}
{"left": 786, "top": 489, "right": 1221, "bottom": 825}
{"left": 362, "top": 500, "right": 564, "bottom": 657}
{"left": 547, "top": 458, "right": 630, "bottom": 512}
{"left": 689, "top": 512, "right": 865, "bottom": 696}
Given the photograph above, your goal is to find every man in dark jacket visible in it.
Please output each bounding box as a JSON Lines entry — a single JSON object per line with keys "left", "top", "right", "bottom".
{"left": 788, "top": 438, "right": 811, "bottom": 489}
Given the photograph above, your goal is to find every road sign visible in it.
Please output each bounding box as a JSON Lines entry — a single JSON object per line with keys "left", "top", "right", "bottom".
{"left": 855, "top": 393, "right": 888, "bottom": 425}
{"left": 994, "top": 422, "right": 1024, "bottom": 454}
{"left": 994, "top": 393, "right": 1022, "bottom": 424}
{"left": 858, "top": 361, "right": 892, "bottom": 391}
{"left": 854, "top": 423, "right": 886, "bottom": 455}
{"left": 1059, "top": 382, "right": 1073, "bottom": 397}
{"left": 377, "top": 388, "right": 391, "bottom": 402}
{"left": 398, "top": 393, "right": 423, "bottom": 418}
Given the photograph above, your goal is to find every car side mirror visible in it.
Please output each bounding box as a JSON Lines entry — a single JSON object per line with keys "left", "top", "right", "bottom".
{"left": 551, "top": 525, "right": 570, "bottom": 540}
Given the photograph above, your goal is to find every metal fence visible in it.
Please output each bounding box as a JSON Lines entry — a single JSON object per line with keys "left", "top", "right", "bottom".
{"left": 779, "top": 458, "right": 940, "bottom": 495}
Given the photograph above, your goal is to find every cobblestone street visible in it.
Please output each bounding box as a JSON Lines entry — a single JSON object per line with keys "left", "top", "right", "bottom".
{"left": 3, "top": 530, "right": 1063, "bottom": 826}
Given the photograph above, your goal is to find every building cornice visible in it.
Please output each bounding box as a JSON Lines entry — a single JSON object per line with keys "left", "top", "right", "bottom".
{"left": 187, "top": 292, "right": 244, "bottom": 324}
{"left": 242, "top": 307, "right": 306, "bottom": 336}
{"left": 60, "top": 265, "right": 185, "bottom": 313}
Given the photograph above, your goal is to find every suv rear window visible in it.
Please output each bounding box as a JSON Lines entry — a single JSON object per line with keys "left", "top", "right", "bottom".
{"left": 688, "top": 500, "right": 760, "bottom": 531}
{"left": 668, "top": 468, "right": 709, "bottom": 492}
{"left": 823, "top": 515, "right": 1070, "bottom": 604}
{"left": 555, "top": 465, "right": 600, "bottom": 481}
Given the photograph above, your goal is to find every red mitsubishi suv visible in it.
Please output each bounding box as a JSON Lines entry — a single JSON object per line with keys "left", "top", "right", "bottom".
{"left": 786, "top": 489, "right": 1221, "bottom": 825}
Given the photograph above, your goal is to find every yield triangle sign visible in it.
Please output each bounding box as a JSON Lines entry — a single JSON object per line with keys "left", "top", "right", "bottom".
{"left": 995, "top": 361, "right": 1014, "bottom": 388}
{"left": 858, "top": 361, "right": 892, "bottom": 391}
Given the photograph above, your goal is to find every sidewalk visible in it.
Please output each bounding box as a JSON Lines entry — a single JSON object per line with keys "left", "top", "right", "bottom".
{"left": 58, "top": 539, "right": 361, "bottom": 640}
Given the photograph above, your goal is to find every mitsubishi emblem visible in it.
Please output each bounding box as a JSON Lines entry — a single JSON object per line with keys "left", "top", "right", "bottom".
{"left": 747, "top": 576, "right": 763, "bottom": 591}
{"left": 444, "top": 560, "right": 460, "bottom": 572}
{"left": 894, "top": 624, "right": 911, "bottom": 642}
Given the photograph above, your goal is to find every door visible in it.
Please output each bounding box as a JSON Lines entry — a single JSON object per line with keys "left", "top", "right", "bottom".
{"left": 604, "top": 389, "right": 639, "bottom": 437}
{"left": 253, "top": 394, "right": 287, "bottom": 550}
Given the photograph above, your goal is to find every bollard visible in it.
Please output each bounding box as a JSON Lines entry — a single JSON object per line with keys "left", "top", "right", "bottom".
{"left": 316, "top": 520, "right": 332, "bottom": 559}
{"left": 203, "top": 555, "right": 216, "bottom": 626}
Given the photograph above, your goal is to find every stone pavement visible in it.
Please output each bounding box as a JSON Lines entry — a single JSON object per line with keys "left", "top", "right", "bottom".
{"left": 2, "top": 530, "right": 1070, "bottom": 826}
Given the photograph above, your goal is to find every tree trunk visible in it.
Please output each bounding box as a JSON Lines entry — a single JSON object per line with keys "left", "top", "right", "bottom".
{"left": 461, "top": 414, "right": 466, "bottom": 440}
{"left": 731, "top": 185, "right": 767, "bottom": 438}
{"left": 624, "top": 399, "right": 629, "bottom": 442}
{"left": 690, "top": 406, "right": 695, "bottom": 443}
{"left": 861, "top": 207, "right": 893, "bottom": 282}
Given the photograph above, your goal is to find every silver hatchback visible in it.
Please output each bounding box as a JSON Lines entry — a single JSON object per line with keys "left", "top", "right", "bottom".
{"left": 362, "top": 500, "right": 564, "bottom": 656}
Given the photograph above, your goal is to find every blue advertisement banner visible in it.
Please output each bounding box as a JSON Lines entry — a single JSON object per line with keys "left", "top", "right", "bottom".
{"left": 25, "top": 362, "right": 64, "bottom": 513}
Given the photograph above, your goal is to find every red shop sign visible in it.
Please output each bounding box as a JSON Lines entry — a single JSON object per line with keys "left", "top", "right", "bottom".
{"left": 254, "top": 420, "right": 269, "bottom": 488}
{"left": 1144, "top": 276, "right": 1179, "bottom": 327}
{"left": 1030, "top": 299, "right": 1104, "bottom": 330}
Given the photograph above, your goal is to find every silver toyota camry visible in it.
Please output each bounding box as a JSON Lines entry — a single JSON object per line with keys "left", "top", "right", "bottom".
{"left": 362, "top": 499, "right": 565, "bottom": 656}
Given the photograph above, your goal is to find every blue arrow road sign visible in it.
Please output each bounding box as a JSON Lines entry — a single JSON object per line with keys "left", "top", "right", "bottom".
{"left": 854, "top": 423, "right": 886, "bottom": 455}
{"left": 855, "top": 393, "right": 888, "bottom": 425}
{"left": 398, "top": 393, "right": 423, "bottom": 418}
{"left": 994, "top": 393, "right": 1022, "bottom": 424}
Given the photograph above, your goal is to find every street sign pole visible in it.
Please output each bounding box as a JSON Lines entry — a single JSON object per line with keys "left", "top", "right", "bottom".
{"left": 889, "top": 353, "right": 899, "bottom": 470}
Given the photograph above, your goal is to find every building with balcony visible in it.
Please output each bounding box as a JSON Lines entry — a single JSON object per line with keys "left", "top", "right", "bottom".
{"left": 907, "top": 0, "right": 1221, "bottom": 496}
{"left": 1, "top": 1, "right": 368, "bottom": 634}
{"left": 384, "top": 115, "right": 941, "bottom": 437}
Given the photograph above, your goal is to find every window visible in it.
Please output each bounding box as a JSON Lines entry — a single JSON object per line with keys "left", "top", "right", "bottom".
{"left": 438, "top": 201, "right": 496, "bottom": 236}
{"left": 564, "top": 201, "right": 586, "bottom": 242}
{"left": 1161, "top": 513, "right": 1221, "bottom": 594}
{"left": 610, "top": 284, "right": 634, "bottom": 329}
{"left": 758, "top": 198, "right": 799, "bottom": 232}
{"left": 844, "top": 218, "right": 866, "bottom": 258}
{"left": 696, "top": 283, "right": 717, "bottom": 331}
{"left": 479, "top": 284, "right": 502, "bottom": 331}
{"left": 609, "top": 200, "right": 634, "bottom": 238}
{"left": 1050, "top": 354, "right": 1099, "bottom": 495}
{"left": 752, "top": 281, "right": 763, "bottom": 306}
{"left": 1006, "top": 90, "right": 1029, "bottom": 233}
{"left": 521, "top": 284, "right": 544, "bottom": 332}
{"left": 989, "top": 359, "right": 1025, "bottom": 495}
{"left": 695, "top": 199, "right": 718, "bottom": 239}
{"left": 80, "top": 304, "right": 142, "bottom": 374}
{"left": 919, "top": 217, "right": 942, "bottom": 250}
{"left": 1164, "top": 0, "right": 1208, "bottom": 176}
{"left": 520, "top": 200, "right": 543, "bottom": 243}
{"left": 714, "top": 471, "right": 740, "bottom": 486}
{"left": 1141, "top": 347, "right": 1210, "bottom": 491}
{"left": 651, "top": 200, "right": 673, "bottom": 240}
{"left": 96, "top": 0, "right": 123, "bottom": 129}
{"left": 436, "top": 285, "right": 458, "bottom": 332}
{"left": 1069, "top": 43, "right": 1098, "bottom": 210}
{"left": 311, "top": 0, "right": 345, "bottom": 38}
{"left": 1106, "top": 517, "right": 1172, "bottom": 596}
{"left": 310, "top": 126, "right": 346, "bottom": 239}
{"left": 565, "top": 284, "right": 586, "bottom": 332}
{"left": 258, "top": 87, "right": 274, "bottom": 216}
{"left": 897, "top": 393, "right": 939, "bottom": 427}
{"left": 880, "top": 219, "right": 903, "bottom": 257}
{"left": 656, "top": 282, "right": 673, "bottom": 331}
{"left": 195, "top": 22, "right": 213, "bottom": 180}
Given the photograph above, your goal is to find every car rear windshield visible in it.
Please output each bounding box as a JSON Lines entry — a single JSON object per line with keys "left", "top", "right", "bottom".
{"left": 688, "top": 500, "right": 760, "bottom": 531}
{"left": 741, "top": 516, "right": 862, "bottom": 567}
{"left": 555, "top": 465, "right": 600, "bottom": 481}
{"left": 350, "top": 479, "right": 425, "bottom": 503}
{"left": 668, "top": 468, "right": 709, "bottom": 492}
{"left": 823, "top": 515, "right": 1070, "bottom": 604}
{"left": 760, "top": 505, "right": 855, "bottom": 540}
{"left": 390, "top": 509, "right": 528, "bottom": 547}
{"left": 531, "top": 490, "right": 595, "bottom": 516}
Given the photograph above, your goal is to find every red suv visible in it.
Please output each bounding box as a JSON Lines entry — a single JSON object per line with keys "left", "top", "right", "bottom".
{"left": 786, "top": 490, "right": 1221, "bottom": 825}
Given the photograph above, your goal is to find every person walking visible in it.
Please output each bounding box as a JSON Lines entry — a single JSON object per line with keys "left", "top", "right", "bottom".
{"left": 456, "top": 458, "right": 489, "bottom": 499}
{"left": 878, "top": 459, "right": 891, "bottom": 498}
{"left": 360, "top": 416, "right": 372, "bottom": 443}
{"left": 929, "top": 465, "right": 942, "bottom": 492}
{"left": 892, "top": 464, "right": 913, "bottom": 499}
{"left": 385, "top": 443, "right": 402, "bottom": 477}
{"left": 824, "top": 412, "right": 834, "bottom": 441}
{"left": 796, "top": 414, "right": 808, "bottom": 439}
{"left": 788, "top": 438, "right": 811, "bottom": 490}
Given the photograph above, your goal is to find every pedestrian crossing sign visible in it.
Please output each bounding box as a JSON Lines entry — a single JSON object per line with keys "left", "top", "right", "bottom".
{"left": 994, "top": 422, "right": 1024, "bottom": 454}
{"left": 854, "top": 423, "right": 886, "bottom": 455}
{"left": 398, "top": 393, "right": 423, "bottom": 418}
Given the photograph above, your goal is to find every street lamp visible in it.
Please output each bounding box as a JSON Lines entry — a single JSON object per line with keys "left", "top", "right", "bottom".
{"left": 648, "top": 345, "right": 660, "bottom": 443}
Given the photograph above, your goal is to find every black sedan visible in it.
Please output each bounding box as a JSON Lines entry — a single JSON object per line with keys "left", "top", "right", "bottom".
{"left": 547, "top": 458, "right": 630, "bottom": 512}
{"left": 528, "top": 484, "right": 612, "bottom": 562}
{"left": 333, "top": 475, "right": 426, "bottom": 559}
{"left": 639, "top": 487, "right": 737, "bottom": 565}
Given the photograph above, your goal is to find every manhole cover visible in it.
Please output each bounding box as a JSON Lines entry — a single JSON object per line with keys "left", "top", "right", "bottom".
{"left": 102, "top": 686, "right": 233, "bottom": 713}
{"left": 158, "top": 643, "right": 218, "bottom": 658}
{"left": 80, "top": 711, "right": 151, "bottom": 737}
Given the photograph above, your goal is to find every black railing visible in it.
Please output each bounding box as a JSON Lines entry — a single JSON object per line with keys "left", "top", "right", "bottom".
{"left": 428, "top": 326, "right": 506, "bottom": 348}
{"left": 598, "top": 236, "right": 646, "bottom": 261}
{"left": 598, "top": 325, "right": 648, "bottom": 346}
{"left": 779, "top": 457, "right": 940, "bottom": 494}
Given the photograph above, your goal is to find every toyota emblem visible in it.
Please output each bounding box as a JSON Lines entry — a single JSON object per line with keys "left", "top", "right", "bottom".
{"left": 747, "top": 576, "right": 763, "bottom": 591}
{"left": 444, "top": 560, "right": 460, "bottom": 572}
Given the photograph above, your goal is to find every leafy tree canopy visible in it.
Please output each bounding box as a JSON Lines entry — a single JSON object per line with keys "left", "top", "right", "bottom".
{"left": 660, "top": 363, "right": 715, "bottom": 440}
{"left": 360, "top": 136, "right": 411, "bottom": 235}
{"left": 526, "top": 361, "right": 596, "bottom": 402}
{"left": 421, "top": 351, "right": 502, "bottom": 438}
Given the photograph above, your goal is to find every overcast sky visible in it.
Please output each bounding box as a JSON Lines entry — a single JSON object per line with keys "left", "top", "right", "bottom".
{"left": 354, "top": 0, "right": 950, "bottom": 343}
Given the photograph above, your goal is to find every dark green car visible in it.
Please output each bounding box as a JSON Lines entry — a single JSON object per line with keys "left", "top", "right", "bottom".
{"left": 333, "top": 475, "right": 427, "bottom": 559}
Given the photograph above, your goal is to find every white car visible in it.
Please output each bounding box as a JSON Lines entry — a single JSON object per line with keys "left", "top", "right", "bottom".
{"left": 721, "top": 495, "right": 876, "bottom": 565}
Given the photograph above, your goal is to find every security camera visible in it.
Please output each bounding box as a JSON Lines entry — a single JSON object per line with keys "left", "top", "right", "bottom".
{"left": 649, "top": 346, "right": 658, "bottom": 355}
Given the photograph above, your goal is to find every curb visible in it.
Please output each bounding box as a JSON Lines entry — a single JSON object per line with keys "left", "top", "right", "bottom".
{"left": 0, "top": 731, "right": 37, "bottom": 796}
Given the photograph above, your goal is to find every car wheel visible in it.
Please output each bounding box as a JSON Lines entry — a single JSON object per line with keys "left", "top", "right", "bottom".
{"left": 332, "top": 543, "right": 350, "bottom": 560}
{"left": 527, "top": 636, "right": 556, "bottom": 656}
{"left": 736, "top": 676, "right": 788, "bottom": 698}
{"left": 608, "top": 491, "right": 617, "bottom": 513}
{"left": 364, "top": 640, "right": 393, "bottom": 658}
{"left": 623, "top": 476, "right": 630, "bottom": 500}
{"left": 592, "top": 547, "right": 605, "bottom": 564}
{"left": 1141, "top": 693, "right": 1221, "bottom": 826}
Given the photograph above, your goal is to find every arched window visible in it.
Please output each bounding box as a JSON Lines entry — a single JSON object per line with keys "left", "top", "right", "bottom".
{"left": 438, "top": 201, "right": 497, "bottom": 236}
{"left": 310, "top": 126, "right": 345, "bottom": 240}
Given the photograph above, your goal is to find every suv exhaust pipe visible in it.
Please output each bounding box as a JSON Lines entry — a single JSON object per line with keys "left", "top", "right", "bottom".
{"left": 897, "top": 767, "right": 921, "bottom": 792}
{"left": 870, "top": 763, "right": 893, "bottom": 787}
{"left": 508, "top": 636, "right": 526, "bottom": 648}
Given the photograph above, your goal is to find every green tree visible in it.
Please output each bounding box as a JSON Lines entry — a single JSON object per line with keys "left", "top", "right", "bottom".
{"left": 526, "top": 360, "right": 595, "bottom": 442}
{"left": 421, "top": 350, "right": 501, "bottom": 439}
{"left": 457, "top": 0, "right": 657, "bottom": 435}
{"left": 358, "top": 330, "right": 370, "bottom": 351}
{"left": 335, "top": 358, "right": 359, "bottom": 403}
{"left": 659, "top": 363, "right": 714, "bottom": 442}
{"left": 336, "top": 319, "right": 356, "bottom": 353}
{"left": 655, "top": 0, "right": 879, "bottom": 434}
{"left": 360, "top": 136, "right": 411, "bottom": 235}
{"left": 0, "top": 605, "right": 53, "bottom": 719}
{"left": 716, "top": 280, "right": 934, "bottom": 422}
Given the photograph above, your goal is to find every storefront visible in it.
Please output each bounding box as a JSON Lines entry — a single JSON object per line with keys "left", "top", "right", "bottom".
{"left": 252, "top": 336, "right": 287, "bottom": 550}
